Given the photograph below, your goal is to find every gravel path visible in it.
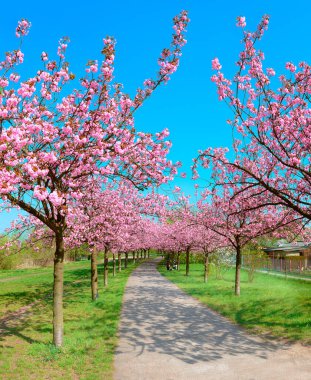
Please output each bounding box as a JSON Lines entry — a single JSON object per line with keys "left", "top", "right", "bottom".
{"left": 114, "top": 258, "right": 311, "bottom": 380}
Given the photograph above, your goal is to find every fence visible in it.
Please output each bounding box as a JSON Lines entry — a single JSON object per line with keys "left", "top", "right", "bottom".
{"left": 242, "top": 253, "right": 311, "bottom": 277}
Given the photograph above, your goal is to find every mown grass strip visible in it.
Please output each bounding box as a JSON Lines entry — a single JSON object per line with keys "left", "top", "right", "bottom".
{"left": 158, "top": 262, "right": 311, "bottom": 344}
{"left": 0, "top": 259, "right": 139, "bottom": 380}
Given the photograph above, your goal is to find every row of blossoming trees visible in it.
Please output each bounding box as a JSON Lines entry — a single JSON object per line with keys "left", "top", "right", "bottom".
{"left": 1, "top": 13, "right": 310, "bottom": 348}
{"left": 0, "top": 13, "right": 190, "bottom": 347}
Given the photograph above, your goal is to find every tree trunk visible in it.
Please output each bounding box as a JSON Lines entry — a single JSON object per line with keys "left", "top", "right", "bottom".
{"left": 140, "top": 250, "right": 143, "bottom": 259}
{"left": 186, "top": 248, "right": 190, "bottom": 276}
{"left": 177, "top": 252, "right": 180, "bottom": 271}
{"left": 104, "top": 247, "right": 108, "bottom": 287}
{"left": 147, "top": 249, "right": 150, "bottom": 258}
{"left": 53, "top": 233, "right": 65, "bottom": 347}
{"left": 125, "top": 252, "right": 128, "bottom": 268}
{"left": 143, "top": 249, "right": 147, "bottom": 259}
{"left": 204, "top": 252, "right": 209, "bottom": 283}
{"left": 118, "top": 253, "right": 122, "bottom": 272}
{"left": 166, "top": 254, "right": 171, "bottom": 270}
{"left": 133, "top": 251, "right": 136, "bottom": 263}
{"left": 112, "top": 253, "right": 116, "bottom": 277}
{"left": 235, "top": 245, "right": 242, "bottom": 296}
{"left": 91, "top": 247, "right": 98, "bottom": 300}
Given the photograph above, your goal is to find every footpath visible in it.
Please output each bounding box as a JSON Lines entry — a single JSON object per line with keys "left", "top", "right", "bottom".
{"left": 114, "top": 258, "right": 310, "bottom": 380}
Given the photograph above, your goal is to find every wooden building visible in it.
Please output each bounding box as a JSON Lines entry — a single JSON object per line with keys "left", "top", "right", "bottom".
{"left": 262, "top": 242, "right": 311, "bottom": 273}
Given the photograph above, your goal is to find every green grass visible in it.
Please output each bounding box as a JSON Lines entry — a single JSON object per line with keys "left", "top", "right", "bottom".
{"left": 256, "top": 268, "right": 311, "bottom": 279}
{"left": 0, "top": 259, "right": 139, "bottom": 380}
{"left": 158, "top": 262, "right": 311, "bottom": 344}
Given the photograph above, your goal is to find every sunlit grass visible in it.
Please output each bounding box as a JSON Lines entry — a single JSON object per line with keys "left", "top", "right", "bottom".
{"left": 158, "top": 262, "right": 311, "bottom": 343}
{"left": 0, "top": 259, "right": 138, "bottom": 380}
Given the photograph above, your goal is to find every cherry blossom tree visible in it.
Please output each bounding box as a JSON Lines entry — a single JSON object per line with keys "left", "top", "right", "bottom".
{"left": 195, "top": 15, "right": 311, "bottom": 221}
{"left": 194, "top": 224, "right": 226, "bottom": 282}
{"left": 169, "top": 216, "right": 198, "bottom": 275}
{"left": 197, "top": 183, "right": 302, "bottom": 295}
{"left": 66, "top": 180, "right": 141, "bottom": 298}
{"left": 156, "top": 193, "right": 201, "bottom": 275}
{"left": 0, "top": 12, "right": 189, "bottom": 346}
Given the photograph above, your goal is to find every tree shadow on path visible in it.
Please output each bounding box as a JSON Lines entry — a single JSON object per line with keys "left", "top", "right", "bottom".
{"left": 116, "top": 259, "right": 284, "bottom": 364}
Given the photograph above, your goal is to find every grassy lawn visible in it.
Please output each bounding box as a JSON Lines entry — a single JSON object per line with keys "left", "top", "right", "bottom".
{"left": 0, "top": 259, "right": 139, "bottom": 380}
{"left": 158, "top": 262, "right": 311, "bottom": 344}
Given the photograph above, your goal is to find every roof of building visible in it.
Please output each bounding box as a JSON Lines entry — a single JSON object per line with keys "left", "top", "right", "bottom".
{"left": 263, "top": 242, "right": 311, "bottom": 253}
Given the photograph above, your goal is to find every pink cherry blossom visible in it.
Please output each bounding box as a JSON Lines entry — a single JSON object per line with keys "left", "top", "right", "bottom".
{"left": 0, "top": 12, "right": 189, "bottom": 347}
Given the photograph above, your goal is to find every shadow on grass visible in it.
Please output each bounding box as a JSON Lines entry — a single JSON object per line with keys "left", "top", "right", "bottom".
{"left": 235, "top": 301, "right": 311, "bottom": 330}
{"left": 0, "top": 300, "right": 48, "bottom": 345}
{"left": 1, "top": 260, "right": 138, "bottom": 349}
{"left": 0, "top": 264, "right": 90, "bottom": 345}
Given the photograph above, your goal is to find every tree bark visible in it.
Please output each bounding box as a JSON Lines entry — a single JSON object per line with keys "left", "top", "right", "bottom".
{"left": 133, "top": 251, "right": 136, "bottom": 263}
{"left": 91, "top": 247, "right": 98, "bottom": 300}
{"left": 177, "top": 252, "right": 181, "bottom": 271}
{"left": 235, "top": 245, "right": 242, "bottom": 296}
{"left": 147, "top": 249, "right": 150, "bottom": 258}
{"left": 186, "top": 248, "right": 190, "bottom": 276}
{"left": 125, "top": 252, "right": 128, "bottom": 268}
{"left": 118, "top": 253, "right": 122, "bottom": 272}
{"left": 204, "top": 252, "right": 209, "bottom": 283}
{"left": 166, "top": 254, "right": 171, "bottom": 270}
{"left": 112, "top": 253, "right": 116, "bottom": 277}
{"left": 104, "top": 247, "right": 108, "bottom": 287}
{"left": 53, "top": 233, "right": 65, "bottom": 347}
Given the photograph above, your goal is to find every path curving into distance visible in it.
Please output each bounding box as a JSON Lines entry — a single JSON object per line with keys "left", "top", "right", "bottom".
{"left": 114, "top": 258, "right": 310, "bottom": 380}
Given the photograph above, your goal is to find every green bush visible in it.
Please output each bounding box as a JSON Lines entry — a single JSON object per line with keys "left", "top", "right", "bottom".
{"left": 0, "top": 254, "right": 18, "bottom": 269}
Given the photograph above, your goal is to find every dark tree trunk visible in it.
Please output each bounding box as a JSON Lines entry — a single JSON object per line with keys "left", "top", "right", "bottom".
{"left": 91, "top": 247, "right": 98, "bottom": 300}
{"left": 53, "top": 233, "right": 65, "bottom": 347}
{"left": 125, "top": 252, "right": 128, "bottom": 268}
{"left": 104, "top": 247, "right": 109, "bottom": 287}
{"left": 147, "top": 249, "right": 150, "bottom": 258}
{"left": 143, "top": 249, "right": 147, "bottom": 259}
{"left": 118, "top": 253, "right": 122, "bottom": 272}
{"left": 204, "top": 252, "right": 209, "bottom": 283}
{"left": 235, "top": 245, "right": 242, "bottom": 296}
{"left": 177, "top": 252, "right": 181, "bottom": 271}
{"left": 186, "top": 248, "right": 190, "bottom": 276}
{"left": 166, "top": 254, "right": 171, "bottom": 270}
{"left": 133, "top": 251, "right": 136, "bottom": 263}
{"left": 112, "top": 253, "right": 116, "bottom": 277}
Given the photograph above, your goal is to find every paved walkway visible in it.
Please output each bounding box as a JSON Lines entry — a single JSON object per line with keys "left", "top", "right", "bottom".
{"left": 114, "top": 258, "right": 311, "bottom": 380}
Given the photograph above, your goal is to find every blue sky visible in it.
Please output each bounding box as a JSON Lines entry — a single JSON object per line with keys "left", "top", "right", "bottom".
{"left": 1, "top": 0, "right": 311, "bottom": 230}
